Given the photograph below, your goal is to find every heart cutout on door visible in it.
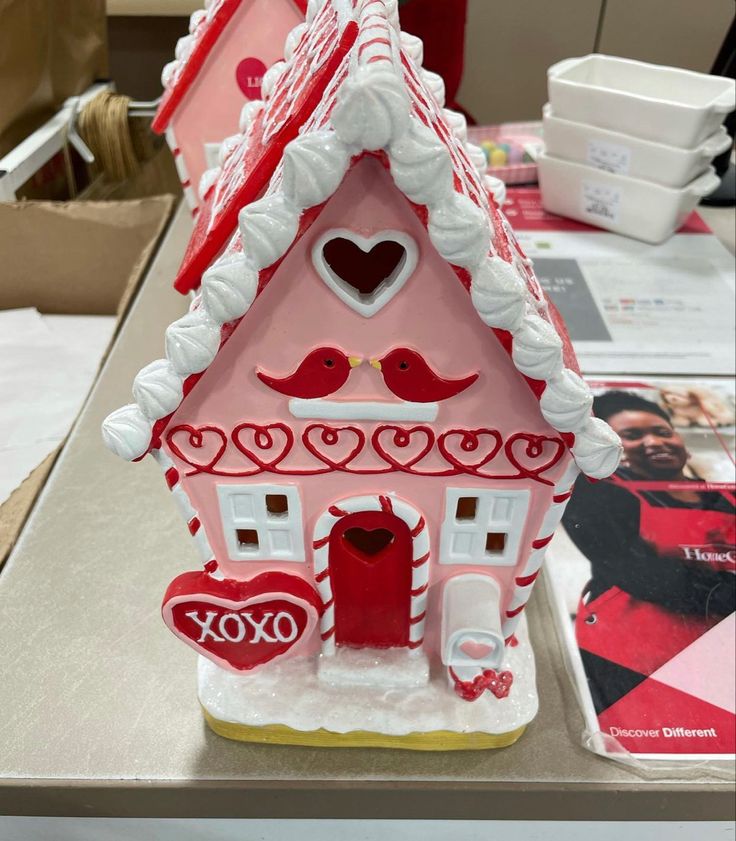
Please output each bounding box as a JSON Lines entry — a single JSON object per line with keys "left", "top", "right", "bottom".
{"left": 312, "top": 229, "right": 418, "bottom": 317}
{"left": 343, "top": 527, "right": 395, "bottom": 558}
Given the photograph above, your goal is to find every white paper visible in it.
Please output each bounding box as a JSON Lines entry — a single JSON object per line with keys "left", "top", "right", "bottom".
{"left": 0, "top": 308, "right": 116, "bottom": 505}
{"left": 517, "top": 229, "right": 736, "bottom": 375}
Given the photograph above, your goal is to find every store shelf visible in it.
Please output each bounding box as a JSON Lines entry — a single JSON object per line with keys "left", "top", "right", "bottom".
{"left": 0, "top": 203, "right": 733, "bottom": 820}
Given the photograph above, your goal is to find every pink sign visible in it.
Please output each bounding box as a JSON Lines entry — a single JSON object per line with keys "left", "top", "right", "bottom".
{"left": 236, "top": 57, "right": 267, "bottom": 100}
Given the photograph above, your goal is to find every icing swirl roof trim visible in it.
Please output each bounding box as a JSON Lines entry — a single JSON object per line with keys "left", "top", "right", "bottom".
{"left": 103, "top": 0, "right": 622, "bottom": 480}
{"left": 152, "top": 0, "right": 309, "bottom": 134}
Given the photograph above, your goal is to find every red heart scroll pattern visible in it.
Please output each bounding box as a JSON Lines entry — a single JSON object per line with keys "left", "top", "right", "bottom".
{"left": 166, "top": 425, "right": 228, "bottom": 473}
{"left": 303, "top": 424, "right": 366, "bottom": 470}
{"left": 437, "top": 428, "right": 503, "bottom": 472}
{"left": 233, "top": 423, "right": 294, "bottom": 470}
{"left": 372, "top": 425, "right": 436, "bottom": 472}
{"left": 163, "top": 421, "right": 566, "bottom": 484}
{"left": 505, "top": 433, "right": 565, "bottom": 485}
{"left": 450, "top": 668, "right": 514, "bottom": 702}
{"left": 162, "top": 571, "right": 322, "bottom": 673}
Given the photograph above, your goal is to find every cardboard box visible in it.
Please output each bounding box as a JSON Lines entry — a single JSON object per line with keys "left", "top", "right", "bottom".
{"left": 0, "top": 196, "right": 175, "bottom": 567}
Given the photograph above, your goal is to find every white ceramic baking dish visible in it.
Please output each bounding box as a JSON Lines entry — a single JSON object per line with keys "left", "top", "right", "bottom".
{"left": 537, "top": 151, "right": 720, "bottom": 244}
{"left": 548, "top": 54, "right": 736, "bottom": 148}
{"left": 542, "top": 104, "right": 732, "bottom": 189}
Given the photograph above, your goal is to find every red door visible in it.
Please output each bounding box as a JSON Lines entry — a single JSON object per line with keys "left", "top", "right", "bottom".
{"left": 328, "top": 510, "right": 413, "bottom": 649}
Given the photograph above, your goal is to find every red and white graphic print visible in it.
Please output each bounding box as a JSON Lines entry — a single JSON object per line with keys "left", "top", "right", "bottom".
{"left": 162, "top": 570, "right": 322, "bottom": 672}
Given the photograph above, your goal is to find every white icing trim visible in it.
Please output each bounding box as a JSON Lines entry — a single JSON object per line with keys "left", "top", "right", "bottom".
{"left": 161, "top": 60, "right": 178, "bottom": 88}
{"left": 285, "top": 23, "right": 308, "bottom": 61}
{"left": 399, "top": 31, "right": 423, "bottom": 66}
{"left": 389, "top": 117, "right": 454, "bottom": 207}
{"left": 289, "top": 399, "right": 438, "bottom": 422}
{"left": 261, "top": 61, "right": 287, "bottom": 101}
{"left": 420, "top": 70, "right": 445, "bottom": 107}
{"left": 104, "top": 0, "right": 621, "bottom": 483}
{"left": 572, "top": 417, "right": 623, "bottom": 480}
{"left": 174, "top": 35, "right": 194, "bottom": 62}
{"left": 132, "top": 359, "right": 184, "bottom": 420}
{"left": 282, "top": 129, "right": 351, "bottom": 211}
{"left": 101, "top": 405, "right": 153, "bottom": 462}
{"left": 198, "top": 166, "right": 220, "bottom": 201}
{"left": 238, "top": 100, "right": 264, "bottom": 133}
{"left": 188, "top": 9, "right": 207, "bottom": 32}
{"left": 511, "top": 312, "right": 564, "bottom": 381}
{"left": 311, "top": 228, "right": 418, "bottom": 317}
{"left": 471, "top": 256, "right": 527, "bottom": 332}
{"left": 443, "top": 109, "right": 467, "bottom": 143}
{"left": 428, "top": 193, "right": 490, "bottom": 269}
{"left": 164, "top": 308, "right": 222, "bottom": 375}
{"left": 484, "top": 175, "right": 506, "bottom": 207}
{"left": 201, "top": 255, "right": 258, "bottom": 325}
{"left": 332, "top": 66, "right": 410, "bottom": 150}
{"left": 238, "top": 193, "right": 300, "bottom": 272}
{"left": 540, "top": 369, "right": 594, "bottom": 432}
{"left": 217, "top": 134, "right": 241, "bottom": 167}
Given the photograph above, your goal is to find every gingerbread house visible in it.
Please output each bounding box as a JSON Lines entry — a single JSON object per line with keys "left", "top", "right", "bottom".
{"left": 103, "top": 0, "right": 621, "bottom": 750}
{"left": 153, "top": 0, "right": 307, "bottom": 213}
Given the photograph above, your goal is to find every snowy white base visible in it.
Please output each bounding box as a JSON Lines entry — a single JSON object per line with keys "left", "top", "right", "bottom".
{"left": 198, "top": 616, "right": 537, "bottom": 738}
{"left": 318, "top": 647, "right": 430, "bottom": 689}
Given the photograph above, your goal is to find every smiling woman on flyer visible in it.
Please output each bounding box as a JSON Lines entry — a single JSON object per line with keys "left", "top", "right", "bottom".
{"left": 562, "top": 390, "right": 735, "bottom": 712}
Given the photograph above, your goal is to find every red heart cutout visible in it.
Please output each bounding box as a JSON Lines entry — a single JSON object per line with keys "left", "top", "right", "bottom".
{"left": 505, "top": 433, "right": 565, "bottom": 484}
{"left": 372, "top": 425, "right": 435, "bottom": 470}
{"left": 303, "top": 424, "right": 365, "bottom": 469}
{"left": 162, "top": 571, "right": 322, "bottom": 672}
{"left": 166, "top": 424, "right": 227, "bottom": 473}
{"left": 233, "top": 423, "right": 294, "bottom": 470}
{"left": 322, "top": 236, "right": 406, "bottom": 296}
{"left": 437, "top": 428, "right": 502, "bottom": 472}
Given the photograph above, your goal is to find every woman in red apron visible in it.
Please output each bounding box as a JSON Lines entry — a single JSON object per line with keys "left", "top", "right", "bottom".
{"left": 562, "top": 390, "right": 735, "bottom": 713}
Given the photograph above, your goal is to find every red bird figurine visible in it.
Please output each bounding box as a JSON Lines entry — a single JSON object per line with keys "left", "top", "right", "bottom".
{"left": 257, "top": 347, "right": 362, "bottom": 399}
{"left": 371, "top": 348, "right": 478, "bottom": 402}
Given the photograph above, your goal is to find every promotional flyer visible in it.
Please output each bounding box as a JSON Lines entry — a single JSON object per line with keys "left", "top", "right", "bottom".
{"left": 547, "top": 377, "right": 735, "bottom": 760}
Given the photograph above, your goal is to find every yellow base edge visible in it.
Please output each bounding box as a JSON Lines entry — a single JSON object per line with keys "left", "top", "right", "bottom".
{"left": 202, "top": 708, "right": 527, "bottom": 751}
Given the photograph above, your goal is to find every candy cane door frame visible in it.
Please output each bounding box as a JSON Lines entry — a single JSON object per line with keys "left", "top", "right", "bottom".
{"left": 328, "top": 510, "right": 412, "bottom": 649}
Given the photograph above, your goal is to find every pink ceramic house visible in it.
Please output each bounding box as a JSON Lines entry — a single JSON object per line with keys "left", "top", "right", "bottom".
{"left": 153, "top": 0, "right": 307, "bottom": 213}
{"left": 104, "top": 0, "right": 621, "bottom": 749}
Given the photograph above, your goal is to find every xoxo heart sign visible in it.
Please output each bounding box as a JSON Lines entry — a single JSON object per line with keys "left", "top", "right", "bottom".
{"left": 162, "top": 571, "right": 322, "bottom": 673}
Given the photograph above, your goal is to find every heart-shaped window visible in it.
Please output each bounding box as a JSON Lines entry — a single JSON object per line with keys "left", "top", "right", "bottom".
{"left": 312, "top": 229, "right": 418, "bottom": 317}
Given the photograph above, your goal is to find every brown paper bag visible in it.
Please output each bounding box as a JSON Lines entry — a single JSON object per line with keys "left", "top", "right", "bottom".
{"left": 0, "top": 0, "right": 108, "bottom": 157}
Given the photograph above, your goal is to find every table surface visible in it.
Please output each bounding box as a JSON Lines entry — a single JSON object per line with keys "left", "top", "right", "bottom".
{"left": 0, "top": 204, "right": 733, "bottom": 820}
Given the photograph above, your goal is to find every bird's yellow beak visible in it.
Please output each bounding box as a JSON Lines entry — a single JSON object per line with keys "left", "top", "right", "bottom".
{"left": 370, "top": 358, "right": 382, "bottom": 371}
{"left": 348, "top": 356, "right": 363, "bottom": 368}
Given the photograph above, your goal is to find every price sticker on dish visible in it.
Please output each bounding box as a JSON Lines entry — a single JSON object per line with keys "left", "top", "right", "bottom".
{"left": 587, "top": 139, "right": 632, "bottom": 175}
{"left": 581, "top": 181, "right": 622, "bottom": 224}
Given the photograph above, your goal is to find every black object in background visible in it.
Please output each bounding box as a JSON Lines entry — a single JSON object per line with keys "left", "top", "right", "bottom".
{"left": 702, "top": 15, "right": 735, "bottom": 207}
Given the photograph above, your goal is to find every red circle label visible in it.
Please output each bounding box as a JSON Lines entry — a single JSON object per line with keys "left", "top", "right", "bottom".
{"left": 236, "top": 57, "right": 267, "bottom": 100}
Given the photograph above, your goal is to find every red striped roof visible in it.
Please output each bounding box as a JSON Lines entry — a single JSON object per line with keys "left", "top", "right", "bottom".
{"left": 173, "top": 0, "right": 357, "bottom": 293}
